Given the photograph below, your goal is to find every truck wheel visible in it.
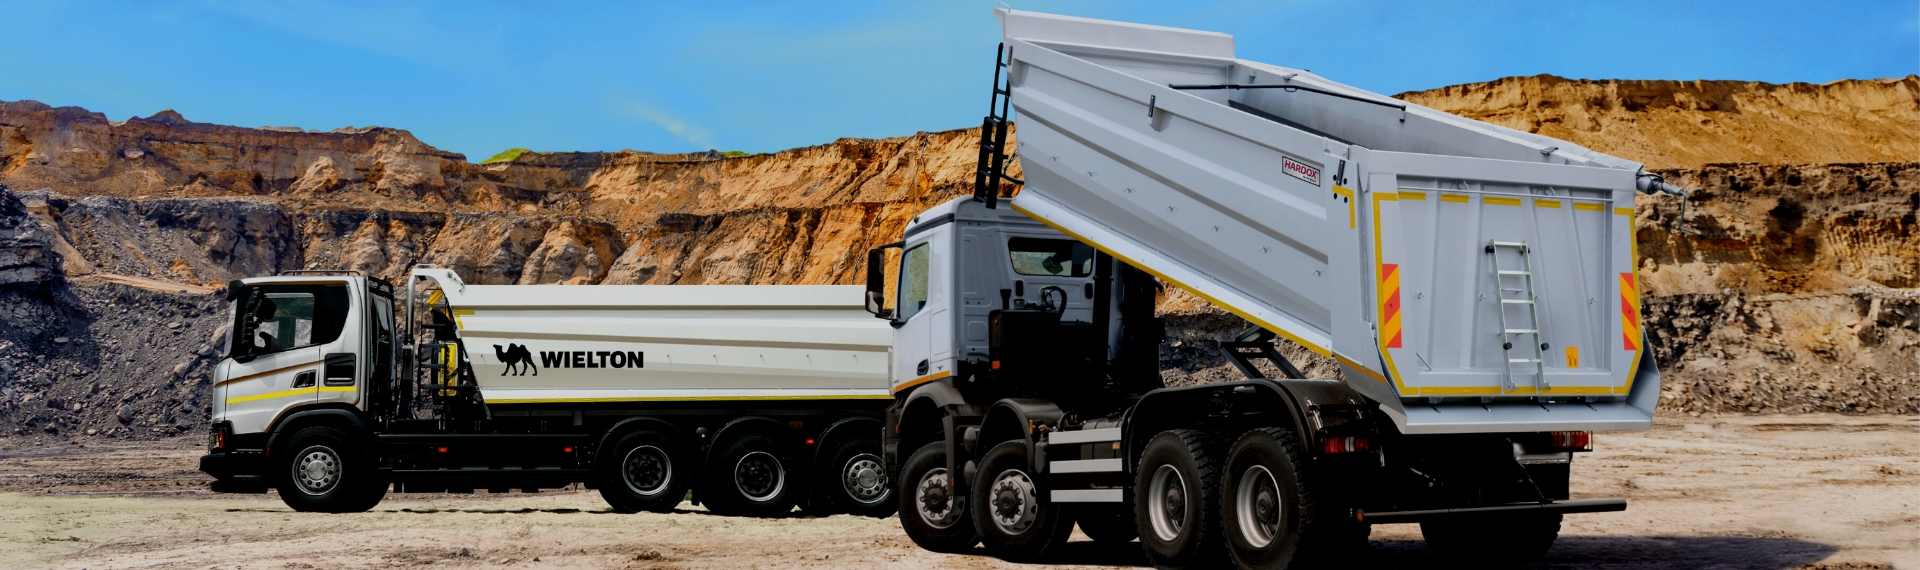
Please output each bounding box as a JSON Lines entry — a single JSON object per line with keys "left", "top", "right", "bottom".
{"left": 597, "top": 430, "right": 688, "bottom": 513}
{"left": 705, "top": 433, "right": 797, "bottom": 517}
{"left": 1073, "top": 505, "right": 1138, "bottom": 544}
{"left": 972, "top": 440, "right": 1071, "bottom": 562}
{"left": 1135, "top": 429, "right": 1225, "bottom": 568}
{"left": 1222, "top": 427, "right": 1355, "bottom": 569}
{"left": 823, "top": 437, "right": 897, "bottom": 518}
{"left": 1421, "top": 512, "right": 1561, "bottom": 568}
{"left": 898, "top": 442, "right": 977, "bottom": 552}
{"left": 275, "top": 426, "right": 382, "bottom": 513}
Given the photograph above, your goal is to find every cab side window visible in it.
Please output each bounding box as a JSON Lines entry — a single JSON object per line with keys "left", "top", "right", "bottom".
{"left": 896, "top": 244, "right": 931, "bottom": 321}
{"left": 1009, "top": 237, "right": 1093, "bottom": 277}
{"left": 233, "top": 284, "right": 350, "bottom": 358}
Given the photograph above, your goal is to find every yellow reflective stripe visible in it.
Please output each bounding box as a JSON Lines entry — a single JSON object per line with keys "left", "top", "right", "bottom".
{"left": 1418, "top": 385, "right": 1614, "bottom": 395}
{"left": 1398, "top": 191, "right": 1427, "bottom": 200}
{"left": 891, "top": 370, "right": 952, "bottom": 394}
{"left": 1614, "top": 207, "right": 1635, "bottom": 216}
{"left": 1534, "top": 199, "right": 1561, "bottom": 208}
{"left": 225, "top": 386, "right": 355, "bottom": 404}
{"left": 1485, "top": 197, "right": 1522, "bottom": 207}
{"left": 1332, "top": 186, "right": 1357, "bottom": 228}
{"left": 1440, "top": 194, "right": 1470, "bottom": 203}
{"left": 1574, "top": 203, "right": 1605, "bottom": 212}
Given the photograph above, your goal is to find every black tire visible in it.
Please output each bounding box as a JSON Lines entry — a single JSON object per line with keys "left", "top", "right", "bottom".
{"left": 1221, "top": 427, "right": 1360, "bottom": 569}
{"left": 704, "top": 433, "right": 798, "bottom": 517}
{"left": 1421, "top": 512, "right": 1561, "bottom": 569}
{"left": 898, "top": 442, "right": 978, "bottom": 553}
{"left": 1134, "top": 429, "right": 1225, "bottom": 569}
{"left": 1073, "top": 505, "right": 1139, "bottom": 544}
{"left": 275, "top": 426, "right": 384, "bottom": 513}
{"left": 972, "top": 440, "right": 1071, "bottom": 562}
{"left": 596, "top": 430, "right": 689, "bottom": 514}
{"left": 821, "top": 437, "right": 897, "bottom": 518}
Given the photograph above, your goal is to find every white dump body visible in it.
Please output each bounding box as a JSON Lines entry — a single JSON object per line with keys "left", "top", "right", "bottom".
{"left": 996, "top": 9, "right": 1659, "bottom": 433}
{"left": 413, "top": 268, "right": 892, "bottom": 405}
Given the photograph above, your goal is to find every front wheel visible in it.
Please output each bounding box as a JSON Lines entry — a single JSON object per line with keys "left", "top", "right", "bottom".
{"left": 898, "top": 442, "right": 977, "bottom": 553}
{"left": 596, "top": 430, "right": 688, "bottom": 513}
{"left": 972, "top": 440, "right": 1071, "bottom": 562}
{"left": 275, "top": 426, "right": 385, "bottom": 513}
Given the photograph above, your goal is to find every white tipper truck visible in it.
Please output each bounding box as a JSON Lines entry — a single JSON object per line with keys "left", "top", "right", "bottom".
{"left": 200, "top": 266, "right": 898, "bottom": 518}
{"left": 874, "top": 9, "right": 1686, "bottom": 569}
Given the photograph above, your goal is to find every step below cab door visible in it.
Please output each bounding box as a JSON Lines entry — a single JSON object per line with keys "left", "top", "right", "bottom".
{"left": 221, "top": 282, "right": 355, "bottom": 435}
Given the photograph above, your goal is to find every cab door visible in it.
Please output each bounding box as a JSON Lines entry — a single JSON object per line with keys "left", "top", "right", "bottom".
{"left": 891, "top": 240, "right": 937, "bottom": 392}
{"left": 221, "top": 282, "right": 353, "bottom": 435}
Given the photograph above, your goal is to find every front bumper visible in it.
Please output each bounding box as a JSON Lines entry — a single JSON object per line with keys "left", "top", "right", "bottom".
{"left": 200, "top": 450, "right": 269, "bottom": 493}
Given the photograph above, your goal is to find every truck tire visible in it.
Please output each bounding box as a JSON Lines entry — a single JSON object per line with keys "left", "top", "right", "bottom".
{"left": 972, "top": 440, "right": 1071, "bottom": 562}
{"left": 1134, "top": 429, "right": 1225, "bottom": 568}
{"left": 597, "top": 430, "right": 688, "bottom": 514}
{"left": 1421, "top": 512, "right": 1561, "bottom": 568}
{"left": 898, "top": 442, "right": 978, "bottom": 553}
{"left": 275, "top": 426, "right": 384, "bottom": 513}
{"left": 1073, "top": 505, "right": 1138, "bottom": 544}
{"left": 822, "top": 437, "right": 896, "bottom": 518}
{"left": 705, "top": 433, "right": 798, "bottom": 517}
{"left": 1221, "top": 427, "right": 1359, "bottom": 569}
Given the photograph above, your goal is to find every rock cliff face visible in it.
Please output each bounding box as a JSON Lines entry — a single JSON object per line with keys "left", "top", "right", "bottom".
{"left": 2, "top": 72, "right": 1918, "bottom": 443}
{"left": 1396, "top": 75, "right": 1920, "bottom": 169}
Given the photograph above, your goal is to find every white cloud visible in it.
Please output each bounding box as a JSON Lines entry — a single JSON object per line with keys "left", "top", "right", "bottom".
{"left": 613, "top": 99, "right": 717, "bottom": 150}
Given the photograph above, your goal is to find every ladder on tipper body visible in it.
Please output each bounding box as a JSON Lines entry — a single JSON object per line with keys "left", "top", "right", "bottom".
{"left": 1488, "top": 240, "right": 1547, "bottom": 395}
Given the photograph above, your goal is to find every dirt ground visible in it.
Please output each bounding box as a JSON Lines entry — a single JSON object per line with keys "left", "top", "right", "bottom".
{"left": 0, "top": 414, "right": 1913, "bottom": 570}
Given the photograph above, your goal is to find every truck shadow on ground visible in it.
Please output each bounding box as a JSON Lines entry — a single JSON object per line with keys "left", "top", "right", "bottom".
{"left": 953, "top": 535, "right": 1840, "bottom": 569}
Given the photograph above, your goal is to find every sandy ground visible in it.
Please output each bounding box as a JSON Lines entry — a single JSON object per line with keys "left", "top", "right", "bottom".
{"left": 0, "top": 414, "right": 1913, "bottom": 570}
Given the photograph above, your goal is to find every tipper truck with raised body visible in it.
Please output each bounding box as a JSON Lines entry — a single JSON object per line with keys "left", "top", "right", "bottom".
{"left": 200, "top": 266, "right": 898, "bottom": 518}
{"left": 874, "top": 9, "right": 1683, "bottom": 568}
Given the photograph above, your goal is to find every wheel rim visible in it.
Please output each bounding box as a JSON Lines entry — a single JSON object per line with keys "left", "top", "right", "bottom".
{"left": 733, "top": 451, "right": 786, "bottom": 502}
{"left": 1236, "top": 465, "right": 1281, "bottom": 548}
{"left": 842, "top": 453, "right": 890, "bottom": 505}
{"left": 988, "top": 468, "right": 1040, "bottom": 534}
{"left": 1147, "top": 464, "right": 1187, "bottom": 541}
{"left": 915, "top": 467, "right": 963, "bottom": 529}
{"left": 292, "top": 445, "right": 341, "bottom": 496}
{"left": 622, "top": 445, "right": 673, "bottom": 496}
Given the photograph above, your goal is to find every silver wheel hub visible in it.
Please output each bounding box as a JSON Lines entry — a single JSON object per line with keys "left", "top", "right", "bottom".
{"left": 842, "top": 453, "right": 889, "bottom": 505}
{"left": 622, "top": 445, "right": 673, "bottom": 496}
{"left": 988, "top": 468, "right": 1039, "bottom": 534}
{"left": 1147, "top": 464, "right": 1187, "bottom": 541}
{"left": 915, "top": 468, "right": 962, "bottom": 529}
{"left": 292, "top": 446, "right": 341, "bottom": 496}
{"left": 1236, "top": 465, "right": 1282, "bottom": 548}
{"left": 734, "top": 451, "right": 785, "bottom": 502}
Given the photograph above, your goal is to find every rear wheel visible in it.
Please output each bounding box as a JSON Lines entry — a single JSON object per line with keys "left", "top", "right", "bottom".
{"left": 972, "top": 441, "right": 1071, "bottom": 562}
{"left": 822, "top": 437, "right": 896, "bottom": 518}
{"left": 1134, "top": 429, "right": 1225, "bottom": 568}
{"left": 705, "top": 433, "right": 798, "bottom": 517}
{"left": 275, "top": 426, "right": 384, "bottom": 513}
{"left": 898, "top": 442, "right": 977, "bottom": 553}
{"left": 1221, "top": 427, "right": 1357, "bottom": 569}
{"left": 1422, "top": 512, "right": 1561, "bottom": 569}
{"left": 596, "top": 430, "right": 688, "bottom": 513}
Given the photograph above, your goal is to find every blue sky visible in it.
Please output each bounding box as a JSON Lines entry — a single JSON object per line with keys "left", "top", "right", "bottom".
{"left": 1, "top": 1, "right": 1912, "bottom": 160}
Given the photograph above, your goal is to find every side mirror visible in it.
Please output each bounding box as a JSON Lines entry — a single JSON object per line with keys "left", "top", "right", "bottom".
{"left": 865, "top": 241, "right": 904, "bottom": 318}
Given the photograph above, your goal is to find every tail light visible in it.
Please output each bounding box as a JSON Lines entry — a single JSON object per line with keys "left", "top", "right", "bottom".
{"left": 1550, "top": 431, "right": 1592, "bottom": 451}
{"left": 1320, "top": 435, "right": 1370, "bottom": 455}
{"left": 208, "top": 428, "right": 226, "bottom": 452}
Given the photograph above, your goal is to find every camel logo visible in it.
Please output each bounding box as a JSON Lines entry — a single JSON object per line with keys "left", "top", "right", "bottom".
{"left": 494, "top": 344, "right": 538, "bottom": 376}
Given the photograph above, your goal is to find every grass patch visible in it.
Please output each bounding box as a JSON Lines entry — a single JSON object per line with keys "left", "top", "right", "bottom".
{"left": 480, "top": 148, "right": 532, "bottom": 164}
{"left": 719, "top": 150, "right": 751, "bottom": 158}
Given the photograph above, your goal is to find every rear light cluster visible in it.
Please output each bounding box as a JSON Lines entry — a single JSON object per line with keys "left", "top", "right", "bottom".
{"left": 1550, "top": 431, "right": 1592, "bottom": 451}
{"left": 1320, "top": 435, "right": 1370, "bottom": 455}
{"left": 208, "top": 429, "right": 226, "bottom": 452}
